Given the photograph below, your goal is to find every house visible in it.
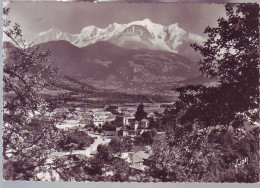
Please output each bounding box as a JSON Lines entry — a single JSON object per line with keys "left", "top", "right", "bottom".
{"left": 72, "top": 154, "right": 86, "bottom": 161}
{"left": 129, "top": 120, "right": 139, "bottom": 130}
{"left": 56, "top": 119, "right": 81, "bottom": 130}
{"left": 104, "top": 105, "right": 118, "bottom": 114}
{"left": 136, "top": 150, "right": 151, "bottom": 165}
{"left": 129, "top": 153, "right": 144, "bottom": 164}
{"left": 115, "top": 115, "right": 124, "bottom": 125}
{"left": 139, "top": 119, "right": 149, "bottom": 129}
{"left": 118, "top": 107, "right": 128, "bottom": 114}
{"left": 114, "top": 152, "right": 132, "bottom": 163}
{"left": 103, "top": 130, "right": 117, "bottom": 137}
{"left": 129, "top": 163, "right": 147, "bottom": 172}
{"left": 123, "top": 114, "right": 135, "bottom": 125}
{"left": 93, "top": 118, "right": 104, "bottom": 127}
{"left": 129, "top": 176, "right": 138, "bottom": 181}
{"left": 104, "top": 171, "right": 115, "bottom": 177}
{"left": 105, "top": 115, "right": 116, "bottom": 123}
{"left": 119, "top": 127, "right": 137, "bottom": 137}
{"left": 144, "top": 146, "right": 152, "bottom": 152}
{"left": 136, "top": 151, "right": 150, "bottom": 160}
{"left": 133, "top": 145, "right": 147, "bottom": 153}
{"left": 116, "top": 114, "right": 135, "bottom": 126}
{"left": 120, "top": 127, "right": 129, "bottom": 137}
{"left": 116, "top": 126, "right": 122, "bottom": 132}
{"left": 128, "top": 130, "right": 137, "bottom": 137}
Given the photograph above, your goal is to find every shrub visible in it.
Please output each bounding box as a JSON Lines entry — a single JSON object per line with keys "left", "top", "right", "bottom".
{"left": 58, "top": 130, "right": 94, "bottom": 151}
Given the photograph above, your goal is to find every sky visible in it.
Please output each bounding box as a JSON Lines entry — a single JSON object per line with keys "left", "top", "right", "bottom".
{"left": 6, "top": 2, "right": 227, "bottom": 36}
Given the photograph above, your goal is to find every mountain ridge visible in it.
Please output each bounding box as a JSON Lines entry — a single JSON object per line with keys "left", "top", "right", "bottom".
{"left": 3, "top": 40, "right": 215, "bottom": 100}
{"left": 32, "top": 40, "right": 203, "bottom": 95}
{"left": 9, "top": 19, "right": 204, "bottom": 60}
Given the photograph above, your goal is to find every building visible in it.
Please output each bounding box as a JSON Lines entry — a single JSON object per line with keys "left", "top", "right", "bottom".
{"left": 104, "top": 104, "right": 118, "bottom": 114}
{"left": 129, "top": 163, "right": 147, "bottom": 172}
{"left": 130, "top": 120, "right": 139, "bottom": 130}
{"left": 92, "top": 111, "right": 116, "bottom": 127}
{"left": 115, "top": 114, "right": 135, "bottom": 126}
{"left": 130, "top": 153, "right": 144, "bottom": 164}
{"left": 103, "top": 130, "right": 117, "bottom": 137}
{"left": 128, "top": 130, "right": 137, "bottom": 137}
{"left": 136, "top": 150, "right": 150, "bottom": 164}
{"left": 115, "top": 115, "right": 124, "bottom": 125}
{"left": 120, "top": 127, "right": 129, "bottom": 137}
{"left": 139, "top": 119, "right": 149, "bottom": 129}
{"left": 133, "top": 145, "right": 148, "bottom": 153}
{"left": 56, "top": 119, "right": 82, "bottom": 130}
{"left": 93, "top": 118, "right": 104, "bottom": 127}
{"left": 123, "top": 114, "right": 135, "bottom": 125}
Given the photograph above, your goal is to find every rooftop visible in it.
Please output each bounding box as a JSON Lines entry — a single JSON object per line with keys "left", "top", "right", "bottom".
{"left": 136, "top": 151, "right": 150, "bottom": 160}
{"left": 131, "top": 153, "right": 144, "bottom": 163}
{"left": 129, "top": 163, "right": 146, "bottom": 171}
{"left": 133, "top": 145, "right": 147, "bottom": 153}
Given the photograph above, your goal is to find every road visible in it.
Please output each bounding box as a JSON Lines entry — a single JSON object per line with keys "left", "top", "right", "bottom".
{"left": 40, "top": 133, "right": 111, "bottom": 181}
{"left": 48, "top": 133, "right": 111, "bottom": 159}
{"left": 71, "top": 133, "right": 111, "bottom": 157}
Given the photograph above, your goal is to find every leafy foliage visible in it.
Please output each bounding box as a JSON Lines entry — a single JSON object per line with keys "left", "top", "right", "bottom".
{"left": 148, "top": 3, "right": 259, "bottom": 183}
{"left": 2, "top": 7, "right": 67, "bottom": 180}
{"left": 57, "top": 130, "right": 95, "bottom": 151}
{"left": 108, "top": 137, "right": 133, "bottom": 154}
{"left": 189, "top": 3, "right": 259, "bottom": 126}
{"left": 149, "top": 125, "right": 259, "bottom": 182}
{"left": 170, "top": 3, "right": 259, "bottom": 129}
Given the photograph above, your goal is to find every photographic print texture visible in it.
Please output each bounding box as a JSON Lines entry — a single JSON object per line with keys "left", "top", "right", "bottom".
{"left": 2, "top": 1, "right": 259, "bottom": 182}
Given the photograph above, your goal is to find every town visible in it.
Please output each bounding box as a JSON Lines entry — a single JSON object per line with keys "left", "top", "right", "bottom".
{"left": 49, "top": 102, "right": 170, "bottom": 177}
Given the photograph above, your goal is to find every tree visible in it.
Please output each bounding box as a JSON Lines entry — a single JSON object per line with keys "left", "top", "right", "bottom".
{"left": 148, "top": 123, "right": 259, "bottom": 182}
{"left": 134, "top": 103, "right": 147, "bottom": 121}
{"left": 189, "top": 3, "right": 259, "bottom": 127}
{"left": 142, "top": 131, "right": 153, "bottom": 145}
{"left": 57, "top": 130, "right": 94, "bottom": 151}
{"left": 97, "top": 144, "right": 111, "bottom": 161}
{"left": 149, "top": 117, "right": 159, "bottom": 129}
{"left": 170, "top": 3, "right": 259, "bottom": 129}
{"left": 148, "top": 3, "right": 259, "bottom": 183}
{"left": 109, "top": 137, "right": 133, "bottom": 154}
{"left": 2, "top": 7, "right": 66, "bottom": 180}
{"left": 192, "top": 4, "right": 258, "bottom": 85}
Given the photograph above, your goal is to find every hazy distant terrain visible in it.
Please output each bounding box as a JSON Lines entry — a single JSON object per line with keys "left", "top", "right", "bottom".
{"left": 37, "top": 40, "right": 206, "bottom": 93}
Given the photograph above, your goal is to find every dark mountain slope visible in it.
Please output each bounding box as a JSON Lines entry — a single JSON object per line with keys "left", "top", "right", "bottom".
{"left": 38, "top": 40, "right": 200, "bottom": 83}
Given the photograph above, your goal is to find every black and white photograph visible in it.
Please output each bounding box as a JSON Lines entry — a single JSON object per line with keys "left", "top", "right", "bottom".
{"left": 2, "top": 1, "right": 259, "bottom": 182}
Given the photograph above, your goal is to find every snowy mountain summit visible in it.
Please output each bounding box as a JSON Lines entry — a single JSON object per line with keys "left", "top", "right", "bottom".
{"left": 26, "top": 19, "right": 204, "bottom": 54}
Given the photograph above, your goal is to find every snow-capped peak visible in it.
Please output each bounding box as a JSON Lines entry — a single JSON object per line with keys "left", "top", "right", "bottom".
{"left": 167, "top": 23, "right": 179, "bottom": 29}
{"left": 20, "top": 19, "right": 204, "bottom": 54}
{"left": 38, "top": 27, "right": 62, "bottom": 36}
{"left": 132, "top": 18, "right": 153, "bottom": 26}
{"left": 80, "top": 25, "right": 96, "bottom": 34}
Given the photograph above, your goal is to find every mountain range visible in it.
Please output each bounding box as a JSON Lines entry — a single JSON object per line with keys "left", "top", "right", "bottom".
{"left": 20, "top": 19, "right": 204, "bottom": 61}
{"left": 36, "top": 40, "right": 206, "bottom": 95}
{"left": 3, "top": 19, "right": 214, "bottom": 98}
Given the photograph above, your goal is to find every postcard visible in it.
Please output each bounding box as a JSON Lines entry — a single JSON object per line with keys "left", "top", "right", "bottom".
{"left": 2, "top": 1, "right": 259, "bottom": 183}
